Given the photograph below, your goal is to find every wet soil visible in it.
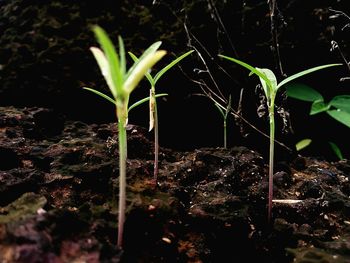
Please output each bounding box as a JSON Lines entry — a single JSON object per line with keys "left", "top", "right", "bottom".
{"left": 1, "top": 106, "right": 350, "bottom": 263}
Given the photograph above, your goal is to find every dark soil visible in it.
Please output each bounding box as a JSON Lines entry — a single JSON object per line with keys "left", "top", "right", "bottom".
{"left": 1, "top": 106, "right": 350, "bottom": 263}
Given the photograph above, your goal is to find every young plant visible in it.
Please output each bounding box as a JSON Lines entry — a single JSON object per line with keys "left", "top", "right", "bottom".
{"left": 213, "top": 95, "right": 232, "bottom": 149}
{"left": 218, "top": 54, "right": 341, "bottom": 222}
{"left": 84, "top": 25, "right": 166, "bottom": 249}
{"left": 128, "top": 50, "right": 194, "bottom": 184}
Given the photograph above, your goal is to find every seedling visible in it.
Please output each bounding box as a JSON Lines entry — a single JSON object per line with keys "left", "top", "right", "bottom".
{"left": 84, "top": 25, "right": 166, "bottom": 249}
{"left": 128, "top": 50, "right": 194, "bottom": 183}
{"left": 218, "top": 54, "right": 341, "bottom": 222}
{"left": 213, "top": 95, "right": 232, "bottom": 148}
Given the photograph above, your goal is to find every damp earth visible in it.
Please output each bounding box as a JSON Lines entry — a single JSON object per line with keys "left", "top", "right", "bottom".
{"left": 1, "top": 106, "right": 350, "bottom": 263}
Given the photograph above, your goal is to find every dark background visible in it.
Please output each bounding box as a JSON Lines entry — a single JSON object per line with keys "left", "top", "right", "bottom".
{"left": 0, "top": 0, "right": 349, "bottom": 161}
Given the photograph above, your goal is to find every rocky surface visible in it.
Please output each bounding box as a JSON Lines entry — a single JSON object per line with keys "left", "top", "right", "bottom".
{"left": 1, "top": 106, "right": 350, "bottom": 262}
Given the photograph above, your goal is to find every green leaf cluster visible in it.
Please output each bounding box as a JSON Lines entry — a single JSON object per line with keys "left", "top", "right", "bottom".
{"left": 286, "top": 83, "right": 350, "bottom": 128}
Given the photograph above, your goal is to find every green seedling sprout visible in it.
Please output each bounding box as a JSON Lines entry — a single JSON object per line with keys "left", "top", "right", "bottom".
{"left": 219, "top": 54, "right": 341, "bottom": 222}
{"left": 213, "top": 95, "right": 232, "bottom": 148}
{"left": 128, "top": 50, "right": 194, "bottom": 184}
{"left": 84, "top": 25, "right": 166, "bottom": 249}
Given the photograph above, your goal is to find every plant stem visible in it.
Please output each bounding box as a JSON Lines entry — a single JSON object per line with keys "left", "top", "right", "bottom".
{"left": 117, "top": 107, "right": 127, "bottom": 249}
{"left": 268, "top": 102, "right": 275, "bottom": 223}
{"left": 153, "top": 98, "right": 159, "bottom": 184}
{"left": 223, "top": 119, "right": 227, "bottom": 149}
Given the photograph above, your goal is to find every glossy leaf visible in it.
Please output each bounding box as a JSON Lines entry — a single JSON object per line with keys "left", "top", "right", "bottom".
{"left": 327, "top": 109, "right": 350, "bottom": 128}
{"left": 286, "top": 83, "right": 323, "bottom": 102}
{"left": 310, "top": 100, "right": 330, "bottom": 115}
{"left": 329, "top": 95, "right": 350, "bottom": 113}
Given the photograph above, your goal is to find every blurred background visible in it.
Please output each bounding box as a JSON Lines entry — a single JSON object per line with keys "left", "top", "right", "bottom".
{"left": 0, "top": 0, "right": 349, "bottom": 160}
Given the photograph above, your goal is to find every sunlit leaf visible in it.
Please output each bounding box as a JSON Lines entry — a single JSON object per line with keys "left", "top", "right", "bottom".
{"left": 296, "top": 138, "right": 312, "bottom": 151}
{"left": 125, "top": 50, "right": 166, "bottom": 94}
{"left": 92, "top": 26, "right": 123, "bottom": 98}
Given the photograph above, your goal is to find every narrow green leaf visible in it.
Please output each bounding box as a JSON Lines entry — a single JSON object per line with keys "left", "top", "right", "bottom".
{"left": 126, "top": 41, "right": 162, "bottom": 81}
{"left": 218, "top": 55, "right": 273, "bottom": 90}
{"left": 277, "top": 64, "right": 342, "bottom": 89}
{"left": 83, "top": 87, "right": 116, "bottom": 105}
{"left": 128, "top": 93, "right": 168, "bottom": 112}
{"left": 92, "top": 26, "right": 123, "bottom": 98}
{"left": 154, "top": 50, "right": 194, "bottom": 84}
{"left": 296, "top": 138, "right": 312, "bottom": 151}
{"left": 327, "top": 109, "right": 350, "bottom": 128}
{"left": 90, "top": 47, "right": 115, "bottom": 97}
{"left": 310, "top": 100, "right": 330, "bottom": 115}
{"left": 128, "top": 52, "right": 154, "bottom": 86}
{"left": 329, "top": 95, "right": 350, "bottom": 113}
{"left": 118, "top": 36, "right": 126, "bottom": 77}
{"left": 328, "top": 141, "right": 344, "bottom": 160}
{"left": 286, "top": 83, "right": 323, "bottom": 102}
{"left": 124, "top": 50, "right": 166, "bottom": 94}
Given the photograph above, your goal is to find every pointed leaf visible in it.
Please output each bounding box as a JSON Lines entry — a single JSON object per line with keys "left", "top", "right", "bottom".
{"left": 327, "top": 109, "right": 350, "bottom": 128}
{"left": 92, "top": 26, "right": 123, "bottom": 98}
{"left": 90, "top": 47, "right": 116, "bottom": 97}
{"left": 310, "top": 100, "right": 330, "bottom": 115}
{"left": 286, "top": 83, "right": 323, "bottom": 102}
{"left": 128, "top": 52, "right": 154, "bottom": 86}
{"left": 126, "top": 41, "right": 162, "bottom": 80}
{"left": 118, "top": 36, "right": 126, "bottom": 77}
{"left": 277, "top": 64, "right": 342, "bottom": 89}
{"left": 329, "top": 95, "right": 350, "bottom": 113}
{"left": 154, "top": 50, "right": 194, "bottom": 84}
{"left": 218, "top": 55, "right": 273, "bottom": 91}
{"left": 124, "top": 50, "right": 166, "bottom": 94}
{"left": 83, "top": 87, "right": 116, "bottom": 105}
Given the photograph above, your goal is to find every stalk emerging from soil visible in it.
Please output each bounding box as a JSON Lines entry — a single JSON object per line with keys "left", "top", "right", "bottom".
{"left": 84, "top": 25, "right": 166, "bottom": 248}
{"left": 129, "top": 50, "right": 194, "bottom": 184}
{"left": 218, "top": 54, "right": 341, "bottom": 222}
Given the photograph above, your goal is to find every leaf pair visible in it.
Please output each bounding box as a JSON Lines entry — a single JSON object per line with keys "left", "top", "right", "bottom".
{"left": 286, "top": 83, "right": 350, "bottom": 128}
{"left": 87, "top": 26, "right": 166, "bottom": 104}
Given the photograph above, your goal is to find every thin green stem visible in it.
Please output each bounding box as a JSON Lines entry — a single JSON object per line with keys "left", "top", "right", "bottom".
{"left": 117, "top": 107, "right": 127, "bottom": 249}
{"left": 268, "top": 102, "right": 275, "bottom": 223}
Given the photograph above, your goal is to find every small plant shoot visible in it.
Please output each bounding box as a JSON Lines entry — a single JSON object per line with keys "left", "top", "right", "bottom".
{"left": 84, "top": 25, "right": 166, "bottom": 249}
{"left": 128, "top": 50, "right": 194, "bottom": 184}
{"left": 213, "top": 95, "right": 232, "bottom": 149}
{"left": 219, "top": 54, "right": 341, "bottom": 222}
